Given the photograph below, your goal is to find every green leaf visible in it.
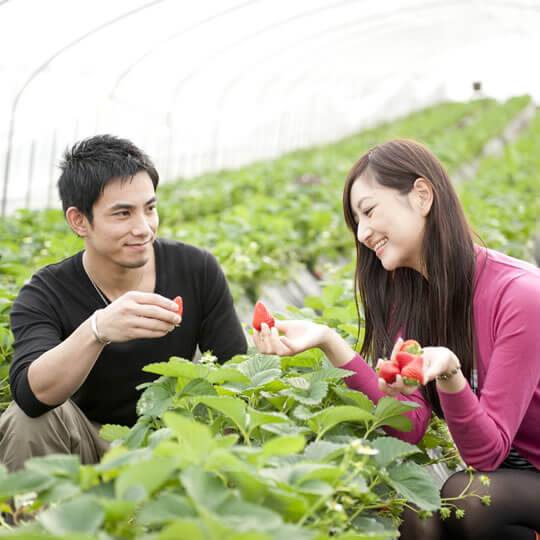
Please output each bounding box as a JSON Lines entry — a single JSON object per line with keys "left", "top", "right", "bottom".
{"left": 261, "top": 436, "right": 306, "bottom": 460}
{"left": 24, "top": 454, "right": 80, "bottom": 481}
{"left": 281, "top": 348, "right": 322, "bottom": 369}
{"left": 195, "top": 396, "right": 247, "bottom": 433}
{"left": 181, "top": 466, "right": 232, "bottom": 511}
{"left": 311, "top": 367, "right": 355, "bottom": 382}
{"left": 306, "top": 405, "right": 374, "bottom": 437}
{"left": 237, "top": 354, "right": 282, "bottom": 385}
{"left": 99, "top": 424, "right": 130, "bottom": 442}
{"left": 261, "top": 463, "right": 342, "bottom": 488}
{"left": 218, "top": 498, "right": 284, "bottom": 532}
{"left": 208, "top": 367, "right": 250, "bottom": 384}
{"left": 136, "top": 492, "right": 196, "bottom": 526}
{"left": 0, "top": 468, "right": 55, "bottom": 499}
{"left": 100, "top": 499, "right": 138, "bottom": 524}
{"left": 302, "top": 440, "right": 346, "bottom": 462}
{"left": 246, "top": 408, "right": 290, "bottom": 436}
{"left": 371, "top": 437, "right": 421, "bottom": 468}
{"left": 163, "top": 411, "right": 214, "bottom": 460}
{"left": 178, "top": 377, "right": 217, "bottom": 397}
{"left": 304, "top": 296, "right": 325, "bottom": 310}
{"left": 157, "top": 518, "right": 207, "bottom": 540}
{"left": 38, "top": 497, "right": 105, "bottom": 535}
{"left": 282, "top": 380, "right": 328, "bottom": 406}
{"left": 264, "top": 486, "right": 309, "bottom": 520}
{"left": 95, "top": 447, "right": 153, "bottom": 473}
{"left": 137, "top": 382, "right": 175, "bottom": 417}
{"left": 148, "top": 427, "right": 175, "bottom": 448}
{"left": 143, "top": 360, "right": 209, "bottom": 380}
{"left": 387, "top": 462, "right": 441, "bottom": 511}
{"left": 338, "top": 323, "right": 360, "bottom": 337}
{"left": 115, "top": 455, "right": 177, "bottom": 501}
{"left": 348, "top": 515, "right": 399, "bottom": 538}
{"left": 373, "top": 398, "right": 419, "bottom": 432}
{"left": 39, "top": 479, "right": 81, "bottom": 505}
{"left": 322, "top": 284, "right": 344, "bottom": 305}
{"left": 333, "top": 388, "right": 375, "bottom": 412}
{"left": 124, "top": 418, "right": 151, "bottom": 449}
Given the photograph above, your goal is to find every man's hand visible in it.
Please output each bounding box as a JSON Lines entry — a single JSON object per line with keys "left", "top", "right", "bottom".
{"left": 95, "top": 292, "right": 182, "bottom": 343}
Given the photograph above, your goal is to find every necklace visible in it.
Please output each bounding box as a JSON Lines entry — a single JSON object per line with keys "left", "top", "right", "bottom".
{"left": 83, "top": 261, "right": 110, "bottom": 306}
{"left": 88, "top": 276, "right": 110, "bottom": 306}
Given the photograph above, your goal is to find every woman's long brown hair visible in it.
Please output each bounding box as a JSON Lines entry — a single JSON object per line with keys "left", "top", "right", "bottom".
{"left": 342, "top": 139, "right": 476, "bottom": 417}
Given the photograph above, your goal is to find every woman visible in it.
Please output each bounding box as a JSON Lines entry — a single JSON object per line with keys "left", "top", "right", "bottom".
{"left": 254, "top": 139, "right": 540, "bottom": 540}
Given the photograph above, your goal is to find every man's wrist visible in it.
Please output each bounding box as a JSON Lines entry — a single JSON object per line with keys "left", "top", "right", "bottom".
{"left": 91, "top": 310, "right": 111, "bottom": 346}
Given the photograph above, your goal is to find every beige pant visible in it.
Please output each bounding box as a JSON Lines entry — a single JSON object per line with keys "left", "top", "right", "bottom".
{"left": 0, "top": 400, "right": 110, "bottom": 472}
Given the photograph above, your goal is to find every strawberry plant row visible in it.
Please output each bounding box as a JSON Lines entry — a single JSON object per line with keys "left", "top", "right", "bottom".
{"left": 0, "top": 98, "right": 531, "bottom": 538}
{"left": 0, "top": 96, "right": 533, "bottom": 411}
{"left": 158, "top": 97, "right": 528, "bottom": 225}
{"left": 457, "top": 108, "right": 540, "bottom": 262}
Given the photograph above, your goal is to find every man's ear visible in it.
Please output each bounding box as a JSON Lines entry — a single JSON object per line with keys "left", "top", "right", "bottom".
{"left": 412, "top": 177, "right": 434, "bottom": 216}
{"left": 65, "top": 207, "right": 89, "bottom": 237}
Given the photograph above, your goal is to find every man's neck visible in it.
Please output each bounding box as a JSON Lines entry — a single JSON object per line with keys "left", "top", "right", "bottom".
{"left": 82, "top": 248, "right": 156, "bottom": 302}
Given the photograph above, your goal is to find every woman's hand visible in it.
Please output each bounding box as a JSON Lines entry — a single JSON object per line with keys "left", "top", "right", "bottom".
{"left": 377, "top": 338, "right": 418, "bottom": 397}
{"left": 378, "top": 338, "right": 465, "bottom": 396}
{"left": 253, "top": 319, "right": 330, "bottom": 357}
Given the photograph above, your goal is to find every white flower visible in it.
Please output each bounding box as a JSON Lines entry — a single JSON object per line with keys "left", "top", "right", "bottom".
{"left": 327, "top": 501, "right": 343, "bottom": 512}
{"left": 351, "top": 439, "right": 378, "bottom": 455}
{"left": 200, "top": 352, "right": 217, "bottom": 364}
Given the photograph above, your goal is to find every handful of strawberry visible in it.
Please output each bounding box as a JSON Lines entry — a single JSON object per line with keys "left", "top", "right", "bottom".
{"left": 378, "top": 339, "right": 424, "bottom": 386}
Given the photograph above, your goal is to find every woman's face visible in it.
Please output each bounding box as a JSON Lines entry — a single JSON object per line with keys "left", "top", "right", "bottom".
{"left": 349, "top": 171, "right": 431, "bottom": 275}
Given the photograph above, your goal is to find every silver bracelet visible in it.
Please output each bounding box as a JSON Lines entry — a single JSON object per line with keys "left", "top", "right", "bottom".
{"left": 436, "top": 366, "right": 461, "bottom": 381}
{"left": 91, "top": 310, "right": 111, "bottom": 346}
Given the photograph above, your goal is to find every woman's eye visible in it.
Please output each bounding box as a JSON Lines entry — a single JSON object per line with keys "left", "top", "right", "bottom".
{"left": 363, "top": 207, "right": 374, "bottom": 217}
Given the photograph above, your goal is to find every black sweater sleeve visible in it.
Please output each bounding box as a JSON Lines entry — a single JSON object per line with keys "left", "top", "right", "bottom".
{"left": 9, "top": 271, "right": 67, "bottom": 417}
{"left": 196, "top": 250, "right": 247, "bottom": 363}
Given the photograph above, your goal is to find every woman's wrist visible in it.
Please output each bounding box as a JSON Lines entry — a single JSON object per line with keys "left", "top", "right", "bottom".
{"left": 435, "top": 354, "right": 465, "bottom": 392}
{"left": 319, "top": 327, "right": 356, "bottom": 367}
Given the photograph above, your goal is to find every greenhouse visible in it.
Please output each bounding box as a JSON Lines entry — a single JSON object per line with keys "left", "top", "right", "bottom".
{"left": 1, "top": 1, "right": 540, "bottom": 539}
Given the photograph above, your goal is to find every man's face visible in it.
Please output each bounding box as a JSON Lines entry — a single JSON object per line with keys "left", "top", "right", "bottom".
{"left": 84, "top": 171, "right": 158, "bottom": 269}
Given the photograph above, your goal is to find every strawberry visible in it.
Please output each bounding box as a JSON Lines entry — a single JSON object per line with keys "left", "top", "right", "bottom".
{"left": 252, "top": 301, "right": 275, "bottom": 331}
{"left": 400, "top": 339, "right": 422, "bottom": 355}
{"left": 378, "top": 360, "right": 400, "bottom": 384}
{"left": 401, "top": 355, "right": 424, "bottom": 386}
{"left": 395, "top": 351, "right": 417, "bottom": 371}
{"left": 172, "top": 296, "right": 183, "bottom": 317}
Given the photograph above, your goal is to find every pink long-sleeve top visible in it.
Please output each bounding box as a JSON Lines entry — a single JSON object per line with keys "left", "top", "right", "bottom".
{"left": 342, "top": 245, "right": 540, "bottom": 471}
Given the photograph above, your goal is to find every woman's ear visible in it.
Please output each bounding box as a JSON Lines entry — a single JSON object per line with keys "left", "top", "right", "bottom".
{"left": 412, "top": 177, "right": 434, "bottom": 216}
{"left": 65, "top": 206, "right": 89, "bottom": 237}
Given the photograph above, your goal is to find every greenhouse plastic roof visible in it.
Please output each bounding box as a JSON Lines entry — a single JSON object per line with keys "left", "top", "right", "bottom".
{"left": 1, "top": 0, "right": 540, "bottom": 214}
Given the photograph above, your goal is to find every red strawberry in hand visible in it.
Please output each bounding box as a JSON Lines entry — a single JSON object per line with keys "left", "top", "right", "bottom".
{"left": 378, "top": 360, "right": 400, "bottom": 384}
{"left": 252, "top": 301, "right": 275, "bottom": 331}
{"left": 400, "top": 339, "right": 422, "bottom": 355}
{"left": 395, "top": 351, "right": 417, "bottom": 371}
{"left": 172, "top": 296, "right": 183, "bottom": 317}
{"left": 401, "top": 355, "right": 424, "bottom": 386}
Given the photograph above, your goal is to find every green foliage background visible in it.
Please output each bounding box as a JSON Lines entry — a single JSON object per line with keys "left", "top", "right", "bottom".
{"left": 0, "top": 95, "right": 537, "bottom": 538}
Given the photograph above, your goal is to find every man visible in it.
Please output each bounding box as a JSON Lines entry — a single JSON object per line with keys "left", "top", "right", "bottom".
{"left": 0, "top": 134, "right": 247, "bottom": 471}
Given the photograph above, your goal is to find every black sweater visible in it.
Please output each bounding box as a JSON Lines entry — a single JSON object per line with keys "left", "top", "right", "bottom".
{"left": 9, "top": 238, "right": 247, "bottom": 426}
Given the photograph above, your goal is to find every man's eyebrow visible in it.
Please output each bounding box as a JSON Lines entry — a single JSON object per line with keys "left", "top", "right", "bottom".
{"left": 109, "top": 196, "right": 156, "bottom": 212}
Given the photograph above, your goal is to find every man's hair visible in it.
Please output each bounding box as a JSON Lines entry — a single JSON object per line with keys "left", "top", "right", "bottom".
{"left": 58, "top": 134, "right": 159, "bottom": 222}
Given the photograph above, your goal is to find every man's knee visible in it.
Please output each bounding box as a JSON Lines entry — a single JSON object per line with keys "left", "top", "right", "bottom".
{"left": 0, "top": 401, "right": 73, "bottom": 472}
